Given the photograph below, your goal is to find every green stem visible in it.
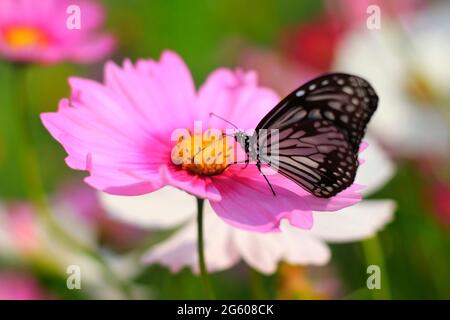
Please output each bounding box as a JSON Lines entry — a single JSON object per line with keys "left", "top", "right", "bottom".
{"left": 249, "top": 268, "right": 265, "bottom": 300}
{"left": 11, "top": 63, "right": 133, "bottom": 299}
{"left": 196, "top": 198, "right": 215, "bottom": 299}
{"left": 362, "top": 235, "right": 392, "bottom": 300}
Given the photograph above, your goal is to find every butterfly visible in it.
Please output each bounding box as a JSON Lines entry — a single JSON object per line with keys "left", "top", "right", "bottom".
{"left": 221, "top": 73, "right": 378, "bottom": 198}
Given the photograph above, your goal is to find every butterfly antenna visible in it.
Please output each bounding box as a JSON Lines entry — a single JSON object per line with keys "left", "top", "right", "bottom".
{"left": 209, "top": 112, "right": 239, "bottom": 130}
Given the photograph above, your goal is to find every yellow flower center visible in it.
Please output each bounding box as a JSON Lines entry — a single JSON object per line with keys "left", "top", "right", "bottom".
{"left": 172, "top": 129, "right": 235, "bottom": 176}
{"left": 3, "top": 26, "right": 49, "bottom": 49}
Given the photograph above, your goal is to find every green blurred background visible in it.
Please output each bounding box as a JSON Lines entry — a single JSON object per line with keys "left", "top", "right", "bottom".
{"left": 0, "top": 0, "right": 449, "bottom": 300}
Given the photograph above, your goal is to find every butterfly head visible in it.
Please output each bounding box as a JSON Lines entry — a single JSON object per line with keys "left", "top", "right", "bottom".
{"left": 234, "top": 131, "right": 251, "bottom": 154}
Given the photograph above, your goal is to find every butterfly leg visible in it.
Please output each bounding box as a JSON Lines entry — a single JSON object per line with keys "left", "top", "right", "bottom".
{"left": 243, "top": 152, "right": 249, "bottom": 170}
{"left": 257, "top": 162, "right": 276, "bottom": 197}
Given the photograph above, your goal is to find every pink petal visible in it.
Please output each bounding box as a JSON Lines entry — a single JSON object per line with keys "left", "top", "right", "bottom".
{"left": 160, "top": 166, "right": 222, "bottom": 202}
{"left": 0, "top": 272, "right": 48, "bottom": 300}
{"left": 196, "top": 68, "right": 280, "bottom": 130}
{"left": 210, "top": 166, "right": 314, "bottom": 232}
{"left": 264, "top": 167, "right": 363, "bottom": 212}
{"left": 41, "top": 93, "right": 168, "bottom": 195}
{"left": 135, "top": 51, "right": 197, "bottom": 129}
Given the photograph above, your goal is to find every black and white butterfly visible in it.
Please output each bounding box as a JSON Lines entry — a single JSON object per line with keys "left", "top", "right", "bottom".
{"left": 228, "top": 73, "right": 378, "bottom": 198}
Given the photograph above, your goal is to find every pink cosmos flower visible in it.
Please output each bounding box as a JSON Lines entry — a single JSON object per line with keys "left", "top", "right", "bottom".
{"left": 0, "top": 0, "right": 115, "bottom": 64}
{"left": 2, "top": 203, "right": 41, "bottom": 255}
{"left": 100, "top": 137, "right": 395, "bottom": 274}
{"left": 41, "top": 50, "right": 362, "bottom": 233}
{"left": 0, "top": 271, "right": 49, "bottom": 300}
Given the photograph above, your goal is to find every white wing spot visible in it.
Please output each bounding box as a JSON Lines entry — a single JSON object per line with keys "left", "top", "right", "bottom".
{"left": 296, "top": 90, "right": 305, "bottom": 97}
{"left": 346, "top": 104, "right": 356, "bottom": 112}
{"left": 324, "top": 111, "right": 335, "bottom": 120}
{"left": 342, "top": 86, "right": 354, "bottom": 95}
{"left": 340, "top": 114, "right": 349, "bottom": 123}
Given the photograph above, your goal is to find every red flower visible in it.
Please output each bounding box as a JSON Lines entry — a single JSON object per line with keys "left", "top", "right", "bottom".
{"left": 283, "top": 16, "right": 346, "bottom": 72}
{"left": 431, "top": 182, "right": 450, "bottom": 229}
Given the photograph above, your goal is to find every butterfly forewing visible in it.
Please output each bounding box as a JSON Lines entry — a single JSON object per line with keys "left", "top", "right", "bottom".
{"left": 251, "top": 73, "right": 378, "bottom": 198}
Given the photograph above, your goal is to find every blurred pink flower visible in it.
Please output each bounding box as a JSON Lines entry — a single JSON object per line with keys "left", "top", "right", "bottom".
{"left": 0, "top": 272, "right": 49, "bottom": 300}
{"left": 0, "top": 191, "right": 143, "bottom": 299}
{"left": 0, "top": 0, "right": 115, "bottom": 64}
{"left": 41, "top": 50, "right": 362, "bottom": 233}
{"left": 5, "top": 203, "right": 41, "bottom": 254}
{"left": 55, "top": 181, "right": 103, "bottom": 225}
{"left": 54, "top": 181, "right": 147, "bottom": 250}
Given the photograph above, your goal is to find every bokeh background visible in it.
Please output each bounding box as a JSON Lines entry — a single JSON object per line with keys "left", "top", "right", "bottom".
{"left": 0, "top": 0, "right": 449, "bottom": 299}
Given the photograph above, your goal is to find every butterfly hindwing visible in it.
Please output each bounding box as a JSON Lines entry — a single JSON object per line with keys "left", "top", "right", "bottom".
{"left": 250, "top": 73, "right": 378, "bottom": 197}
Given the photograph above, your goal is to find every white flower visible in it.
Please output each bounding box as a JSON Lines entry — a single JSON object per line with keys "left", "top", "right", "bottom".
{"left": 333, "top": 4, "right": 450, "bottom": 157}
{"left": 100, "top": 137, "right": 396, "bottom": 274}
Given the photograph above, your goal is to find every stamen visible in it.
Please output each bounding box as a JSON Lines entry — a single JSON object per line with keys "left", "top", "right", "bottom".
{"left": 172, "top": 129, "right": 235, "bottom": 176}
{"left": 3, "top": 26, "right": 49, "bottom": 49}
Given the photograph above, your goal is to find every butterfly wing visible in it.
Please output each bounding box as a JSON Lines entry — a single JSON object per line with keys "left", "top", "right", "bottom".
{"left": 251, "top": 73, "right": 378, "bottom": 198}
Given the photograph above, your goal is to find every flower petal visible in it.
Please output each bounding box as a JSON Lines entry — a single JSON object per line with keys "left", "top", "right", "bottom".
{"left": 279, "top": 223, "right": 331, "bottom": 267}
{"left": 210, "top": 166, "right": 314, "bottom": 232}
{"left": 196, "top": 68, "right": 280, "bottom": 130}
{"left": 99, "top": 186, "right": 196, "bottom": 229}
{"left": 356, "top": 136, "right": 395, "bottom": 195}
{"left": 334, "top": 23, "right": 450, "bottom": 156}
{"left": 309, "top": 200, "right": 395, "bottom": 242}
{"left": 135, "top": 51, "right": 197, "bottom": 129}
{"left": 143, "top": 204, "right": 331, "bottom": 274}
{"left": 143, "top": 203, "right": 239, "bottom": 273}
{"left": 41, "top": 78, "right": 171, "bottom": 195}
{"left": 231, "top": 229, "right": 284, "bottom": 274}
{"left": 160, "top": 166, "right": 222, "bottom": 202}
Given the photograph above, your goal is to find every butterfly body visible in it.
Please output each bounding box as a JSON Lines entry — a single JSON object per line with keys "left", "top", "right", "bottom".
{"left": 235, "top": 131, "right": 258, "bottom": 164}
{"left": 234, "top": 73, "right": 378, "bottom": 198}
